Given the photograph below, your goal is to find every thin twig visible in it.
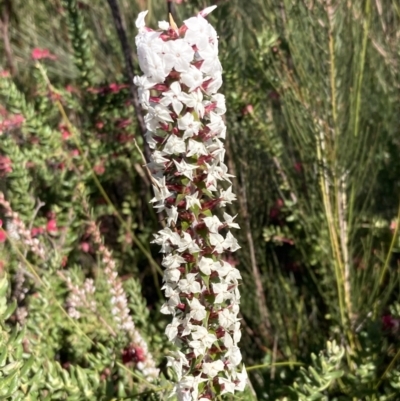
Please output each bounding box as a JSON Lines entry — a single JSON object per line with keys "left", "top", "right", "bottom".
{"left": 106, "top": 0, "right": 150, "bottom": 162}
{"left": 226, "top": 134, "right": 272, "bottom": 342}
{"left": 0, "top": 0, "right": 16, "bottom": 75}
{"left": 167, "top": 0, "right": 175, "bottom": 19}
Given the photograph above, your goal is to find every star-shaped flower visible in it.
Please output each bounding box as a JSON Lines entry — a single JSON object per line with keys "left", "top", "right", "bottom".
{"left": 173, "top": 159, "right": 198, "bottom": 180}
{"left": 178, "top": 113, "right": 202, "bottom": 140}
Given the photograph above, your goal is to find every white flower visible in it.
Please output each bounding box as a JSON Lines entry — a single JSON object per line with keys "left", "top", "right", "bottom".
{"left": 223, "top": 331, "right": 234, "bottom": 349}
{"left": 160, "top": 82, "right": 187, "bottom": 115}
{"left": 219, "top": 377, "right": 236, "bottom": 395}
{"left": 133, "top": 75, "right": 153, "bottom": 108}
{"left": 178, "top": 273, "right": 201, "bottom": 294}
{"left": 203, "top": 215, "right": 222, "bottom": 233}
{"left": 205, "top": 162, "right": 235, "bottom": 188}
{"left": 178, "top": 113, "right": 201, "bottom": 139}
{"left": 223, "top": 212, "right": 240, "bottom": 229}
{"left": 189, "top": 326, "right": 217, "bottom": 356}
{"left": 164, "top": 268, "right": 181, "bottom": 282}
{"left": 162, "top": 253, "right": 186, "bottom": 269}
{"left": 219, "top": 186, "right": 237, "bottom": 207}
{"left": 176, "top": 375, "right": 206, "bottom": 401}
{"left": 188, "top": 298, "right": 206, "bottom": 321}
{"left": 198, "top": 43, "right": 222, "bottom": 76}
{"left": 226, "top": 346, "right": 242, "bottom": 366}
{"left": 206, "top": 137, "right": 225, "bottom": 162}
{"left": 147, "top": 103, "right": 174, "bottom": 124}
{"left": 163, "top": 39, "right": 194, "bottom": 73}
{"left": 166, "top": 206, "right": 178, "bottom": 226}
{"left": 136, "top": 30, "right": 164, "bottom": 56}
{"left": 184, "top": 16, "right": 217, "bottom": 47}
{"left": 198, "top": 257, "right": 216, "bottom": 275}
{"left": 211, "top": 93, "right": 226, "bottom": 115}
{"left": 173, "top": 159, "right": 197, "bottom": 180}
{"left": 176, "top": 231, "right": 201, "bottom": 253}
{"left": 151, "top": 227, "right": 177, "bottom": 253}
{"left": 223, "top": 231, "right": 241, "bottom": 252}
{"left": 163, "top": 134, "right": 186, "bottom": 155}
{"left": 144, "top": 130, "right": 160, "bottom": 150}
{"left": 202, "top": 360, "right": 224, "bottom": 378}
{"left": 209, "top": 232, "right": 226, "bottom": 254}
{"left": 233, "top": 365, "right": 248, "bottom": 391}
{"left": 198, "top": 5, "right": 218, "bottom": 18}
{"left": 186, "top": 139, "right": 208, "bottom": 158}
{"left": 138, "top": 46, "right": 168, "bottom": 83}
{"left": 151, "top": 150, "right": 169, "bottom": 164}
{"left": 212, "top": 281, "right": 228, "bottom": 303}
{"left": 166, "top": 351, "right": 189, "bottom": 381}
{"left": 161, "top": 294, "right": 180, "bottom": 316}
{"left": 207, "top": 112, "right": 226, "bottom": 138}
{"left": 216, "top": 260, "right": 233, "bottom": 277}
{"left": 204, "top": 72, "right": 223, "bottom": 94}
{"left": 165, "top": 316, "right": 181, "bottom": 341}
{"left": 179, "top": 89, "right": 205, "bottom": 118}
{"left": 158, "top": 20, "right": 169, "bottom": 30}
{"left": 135, "top": 10, "right": 148, "bottom": 30}
{"left": 185, "top": 191, "right": 201, "bottom": 210}
{"left": 218, "top": 308, "right": 238, "bottom": 330}
{"left": 150, "top": 177, "right": 172, "bottom": 204}
{"left": 180, "top": 66, "right": 204, "bottom": 92}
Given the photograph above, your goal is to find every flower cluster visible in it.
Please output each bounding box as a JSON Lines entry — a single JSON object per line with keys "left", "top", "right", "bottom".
{"left": 86, "top": 221, "right": 159, "bottom": 379}
{"left": 0, "top": 192, "right": 45, "bottom": 258}
{"left": 134, "top": 7, "right": 246, "bottom": 400}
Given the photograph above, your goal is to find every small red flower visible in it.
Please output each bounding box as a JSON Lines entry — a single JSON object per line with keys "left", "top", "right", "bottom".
{"left": 122, "top": 345, "right": 146, "bottom": 364}
{"left": 31, "top": 48, "right": 57, "bottom": 61}
{"left": 0, "top": 219, "right": 6, "bottom": 243}
{"left": 294, "top": 162, "right": 303, "bottom": 173}
{"left": 242, "top": 104, "right": 254, "bottom": 116}
{"left": 0, "top": 156, "right": 12, "bottom": 176}
{"left": 382, "top": 315, "right": 400, "bottom": 332}
{"left": 93, "top": 163, "right": 105, "bottom": 175}
{"left": 31, "top": 227, "right": 44, "bottom": 237}
{"left": 109, "top": 83, "right": 128, "bottom": 93}
{"left": 80, "top": 242, "right": 90, "bottom": 253}
{"left": 46, "top": 219, "right": 57, "bottom": 232}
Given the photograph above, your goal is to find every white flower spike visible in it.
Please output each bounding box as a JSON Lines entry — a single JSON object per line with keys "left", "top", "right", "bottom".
{"left": 134, "top": 6, "right": 246, "bottom": 400}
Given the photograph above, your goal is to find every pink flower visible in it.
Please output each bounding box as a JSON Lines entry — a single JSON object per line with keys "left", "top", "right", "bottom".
{"left": 0, "top": 156, "right": 12, "bottom": 177}
{"left": 31, "top": 48, "right": 57, "bottom": 61}
{"left": 109, "top": 83, "right": 128, "bottom": 93}
{"left": 294, "top": 162, "right": 303, "bottom": 173}
{"left": 80, "top": 242, "right": 90, "bottom": 253}
{"left": 382, "top": 315, "right": 400, "bottom": 332}
{"left": 46, "top": 219, "right": 57, "bottom": 232}
{"left": 0, "top": 114, "right": 25, "bottom": 132}
{"left": 93, "top": 163, "right": 105, "bottom": 175}
{"left": 242, "top": 104, "right": 254, "bottom": 116}
{"left": 0, "top": 220, "right": 6, "bottom": 243}
{"left": 59, "top": 124, "right": 71, "bottom": 140}
{"left": 31, "top": 227, "right": 45, "bottom": 237}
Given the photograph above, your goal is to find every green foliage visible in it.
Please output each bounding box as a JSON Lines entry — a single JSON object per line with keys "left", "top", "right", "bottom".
{"left": 288, "top": 341, "right": 345, "bottom": 400}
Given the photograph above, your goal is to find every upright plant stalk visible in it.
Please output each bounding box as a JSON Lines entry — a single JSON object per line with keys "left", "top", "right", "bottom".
{"left": 134, "top": 6, "right": 247, "bottom": 400}
{"left": 106, "top": 0, "right": 151, "bottom": 162}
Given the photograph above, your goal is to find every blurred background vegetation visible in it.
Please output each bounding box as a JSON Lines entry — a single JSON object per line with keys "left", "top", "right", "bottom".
{"left": 0, "top": 0, "right": 400, "bottom": 399}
